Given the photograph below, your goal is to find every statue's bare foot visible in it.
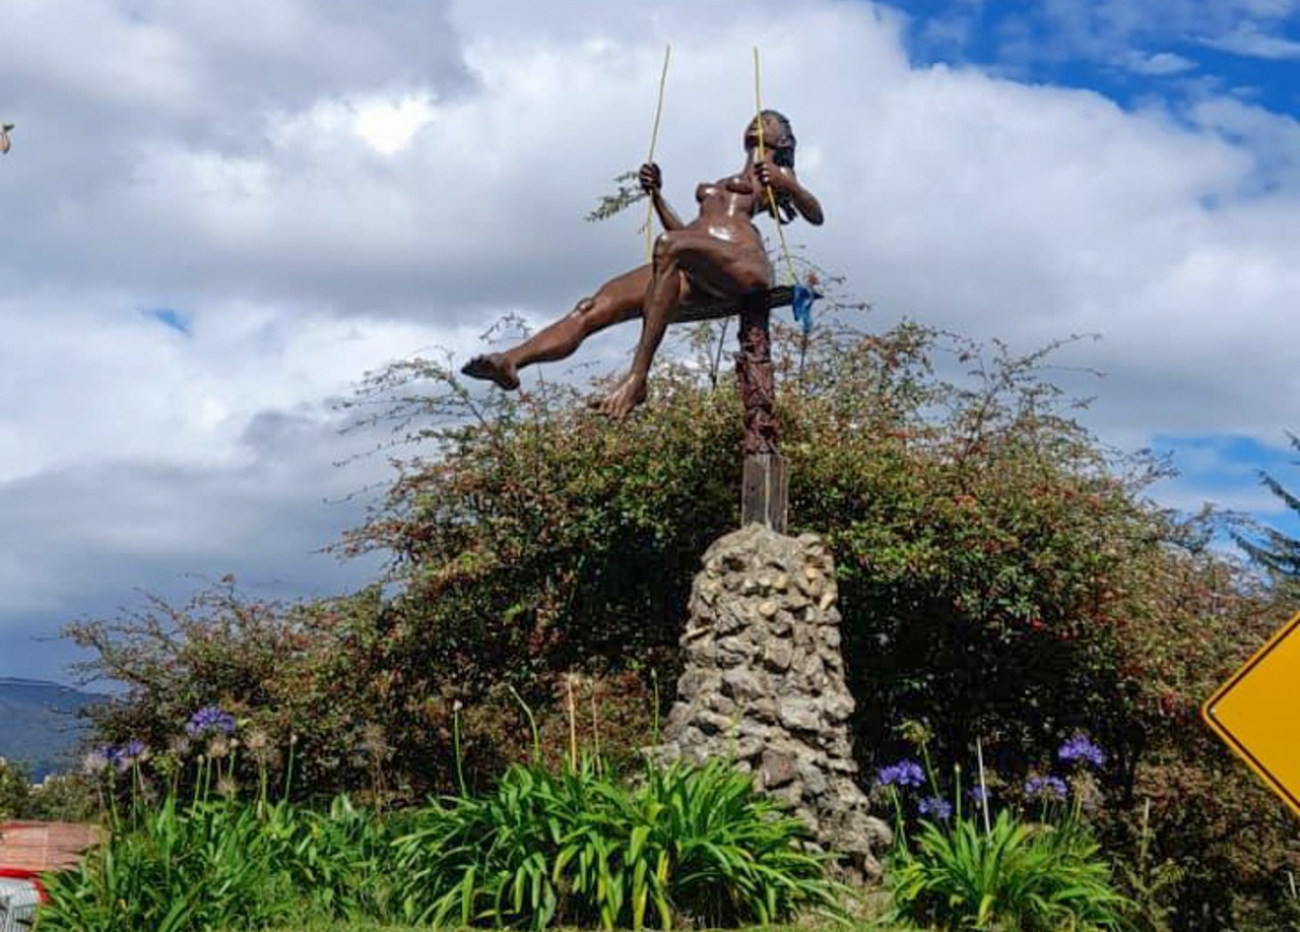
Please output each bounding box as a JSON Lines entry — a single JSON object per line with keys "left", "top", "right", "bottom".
{"left": 591, "top": 373, "right": 647, "bottom": 419}
{"left": 461, "top": 353, "right": 520, "bottom": 390}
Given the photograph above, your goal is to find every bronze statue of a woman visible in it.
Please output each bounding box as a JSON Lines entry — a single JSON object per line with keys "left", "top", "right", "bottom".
{"left": 462, "top": 110, "right": 823, "bottom": 417}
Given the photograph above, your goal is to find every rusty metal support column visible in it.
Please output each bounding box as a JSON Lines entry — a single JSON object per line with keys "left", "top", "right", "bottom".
{"left": 736, "top": 290, "right": 787, "bottom": 532}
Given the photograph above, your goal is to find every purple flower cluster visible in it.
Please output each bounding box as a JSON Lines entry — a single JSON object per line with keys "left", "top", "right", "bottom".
{"left": 186, "top": 706, "right": 236, "bottom": 738}
{"left": 876, "top": 760, "right": 926, "bottom": 788}
{"left": 97, "top": 746, "right": 120, "bottom": 768}
{"left": 918, "top": 795, "right": 953, "bottom": 821}
{"left": 1024, "top": 774, "right": 1069, "bottom": 800}
{"left": 1058, "top": 735, "right": 1106, "bottom": 769}
{"left": 87, "top": 740, "right": 148, "bottom": 773}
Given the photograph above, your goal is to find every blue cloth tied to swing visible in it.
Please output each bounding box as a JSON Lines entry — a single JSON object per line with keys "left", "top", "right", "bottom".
{"left": 791, "top": 283, "right": 817, "bottom": 334}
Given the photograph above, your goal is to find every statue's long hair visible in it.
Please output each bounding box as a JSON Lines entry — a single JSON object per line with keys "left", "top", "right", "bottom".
{"left": 755, "top": 109, "right": 799, "bottom": 224}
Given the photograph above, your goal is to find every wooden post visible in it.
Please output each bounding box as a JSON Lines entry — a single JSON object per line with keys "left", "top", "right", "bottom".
{"left": 742, "top": 452, "right": 788, "bottom": 532}
{"left": 736, "top": 290, "right": 788, "bottom": 533}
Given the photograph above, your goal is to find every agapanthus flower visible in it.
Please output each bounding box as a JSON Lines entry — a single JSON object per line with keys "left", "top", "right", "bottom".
{"left": 1058, "top": 735, "right": 1107, "bottom": 769}
{"left": 186, "top": 706, "right": 236, "bottom": 738}
{"left": 967, "top": 786, "right": 990, "bottom": 804}
{"left": 918, "top": 795, "right": 953, "bottom": 820}
{"left": 875, "top": 760, "right": 926, "bottom": 788}
{"left": 81, "top": 748, "right": 110, "bottom": 775}
{"left": 1024, "top": 774, "right": 1069, "bottom": 800}
{"left": 84, "top": 745, "right": 128, "bottom": 773}
{"left": 105, "top": 740, "right": 143, "bottom": 771}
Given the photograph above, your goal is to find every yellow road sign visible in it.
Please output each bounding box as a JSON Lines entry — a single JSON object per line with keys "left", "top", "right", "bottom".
{"left": 1203, "top": 611, "right": 1300, "bottom": 818}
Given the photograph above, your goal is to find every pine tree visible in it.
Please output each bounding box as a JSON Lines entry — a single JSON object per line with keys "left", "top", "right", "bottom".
{"left": 1233, "top": 432, "right": 1300, "bottom": 580}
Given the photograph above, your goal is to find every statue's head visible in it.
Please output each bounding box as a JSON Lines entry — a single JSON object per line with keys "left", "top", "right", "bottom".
{"left": 744, "top": 110, "right": 796, "bottom": 168}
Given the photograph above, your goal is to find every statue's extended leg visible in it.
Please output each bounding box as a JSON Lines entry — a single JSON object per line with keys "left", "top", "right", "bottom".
{"left": 597, "top": 235, "right": 685, "bottom": 418}
{"left": 462, "top": 266, "right": 651, "bottom": 389}
{"left": 597, "top": 230, "right": 770, "bottom": 418}
{"left": 460, "top": 353, "right": 520, "bottom": 390}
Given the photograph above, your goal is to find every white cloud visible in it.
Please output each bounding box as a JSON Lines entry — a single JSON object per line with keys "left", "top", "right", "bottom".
{"left": 0, "top": 0, "right": 1299, "bottom": 678}
{"left": 1119, "top": 50, "right": 1197, "bottom": 75}
{"left": 352, "top": 95, "right": 437, "bottom": 155}
{"left": 1201, "top": 22, "right": 1300, "bottom": 59}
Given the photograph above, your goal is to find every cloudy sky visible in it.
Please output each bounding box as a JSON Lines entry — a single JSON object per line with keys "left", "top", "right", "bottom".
{"left": 1, "top": 0, "right": 1299, "bottom": 683}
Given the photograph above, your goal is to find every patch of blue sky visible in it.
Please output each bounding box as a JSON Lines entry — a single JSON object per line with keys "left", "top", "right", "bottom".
{"left": 892, "top": 1, "right": 1300, "bottom": 117}
{"left": 1149, "top": 433, "right": 1300, "bottom": 553}
{"left": 143, "top": 307, "right": 191, "bottom": 336}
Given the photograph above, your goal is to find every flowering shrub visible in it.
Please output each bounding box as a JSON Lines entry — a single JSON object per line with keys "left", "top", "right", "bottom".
{"left": 63, "top": 584, "right": 396, "bottom": 801}
{"left": 889, "top": 810, "right": 1129, "bottom": 932}
{"left": 881, "top": 737, "right": 1130, "bottom": 932}
{"left": 39, "top": 710, "right": 407, "bottom": 932}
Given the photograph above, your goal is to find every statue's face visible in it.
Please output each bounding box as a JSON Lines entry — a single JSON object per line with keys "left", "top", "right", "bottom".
{"left": 743, "top": 114, "right": 787, "bottom": 153}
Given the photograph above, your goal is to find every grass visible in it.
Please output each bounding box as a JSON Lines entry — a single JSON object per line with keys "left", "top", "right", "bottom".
{"left": 250, "top": 925, "right": 918, "bottom": 932}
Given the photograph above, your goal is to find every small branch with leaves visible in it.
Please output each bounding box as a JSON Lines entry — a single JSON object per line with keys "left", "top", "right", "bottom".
{"left": 585, "top": 170, "right": 646, "bottom": 223}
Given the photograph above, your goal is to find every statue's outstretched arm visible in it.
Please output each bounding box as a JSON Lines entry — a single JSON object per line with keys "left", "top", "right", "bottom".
{"left": 639, "top": 162, "right": 685, "bottom": 232}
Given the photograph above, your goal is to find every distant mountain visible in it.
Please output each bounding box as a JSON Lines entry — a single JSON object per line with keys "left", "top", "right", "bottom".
{"left": 0, "top": 678, "right": 102, "bottom": 780}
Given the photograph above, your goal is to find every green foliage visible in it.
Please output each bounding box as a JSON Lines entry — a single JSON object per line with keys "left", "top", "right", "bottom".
{"left": 888, "top": 809, "right": 1129, "bottom": 932}
{"left": 37, "top": 756, "right": 832, "bottom": 932}
{"left": 1232, "top": 431, "right": 1300, "bottom": 587}
{"left": 1101, "top": 546, "right": 1300, "bottom": 931}
{"left": 36, "top": 789, "right": 403, "bottom": 931}
{"left": 275, "top": 795, "right": 407, "bottom": 922}
{"left": 0, "top": 757, "right": 99, "bottom": 826}
{"left": 335, "top": 323, "right": 1159, "bottom": 787}
{"left": 585, "top": 170, "right": 646, "bottom": 222}
{"left": 37, "top": 794, "right": 300, "bottom": 932}
{"left": 0, "top": 757, "right": 34, "bottom": 819}
{"left": 1113, "top": 800, "right": 1182, "bottom": 932}
{"left": 23, "top": 773, "right": 99, "bottom": 823}
{"left": 62, "top": 318, "right": 1300, "bottom": 929}
{"left": 0, "top": 758, "right": 97, "bottom": 822}
{"left": 393, "top": 757, "right": 839, "bottom": 930}
{"left": 877, "top": 729, "right": 1130, "bottom": 932}
{"left": 62, "top": 582, "right": 396, "bottom": 802}
{"left": 247, "top": 925, "right": 904, "bottom": 932}
{"left": 37, "top": 717, "right": 404, "bottom": 932}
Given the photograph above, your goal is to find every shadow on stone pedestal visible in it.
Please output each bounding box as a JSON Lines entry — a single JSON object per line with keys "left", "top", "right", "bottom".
{"left": 653, "top": 524, "right": 892, "bottom": 880}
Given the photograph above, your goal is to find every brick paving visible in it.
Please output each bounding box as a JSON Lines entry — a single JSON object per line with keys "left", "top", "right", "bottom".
{"left": 0, "top": 822, "right": 102, "bottom": 872}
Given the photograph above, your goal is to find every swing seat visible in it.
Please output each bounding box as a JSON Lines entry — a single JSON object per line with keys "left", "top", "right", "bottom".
{"left": 615, "top": 284, "right": 821, "bottom": 326}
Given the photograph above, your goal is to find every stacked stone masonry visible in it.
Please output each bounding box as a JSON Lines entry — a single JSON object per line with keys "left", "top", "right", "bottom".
{"left": 656, "top": 524, "right": 892, "bottom": 879}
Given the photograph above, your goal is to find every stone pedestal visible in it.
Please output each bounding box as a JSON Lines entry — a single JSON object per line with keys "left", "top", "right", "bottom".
{"left": 656, "top": 524, "right": 892, "bottom": 879}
